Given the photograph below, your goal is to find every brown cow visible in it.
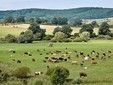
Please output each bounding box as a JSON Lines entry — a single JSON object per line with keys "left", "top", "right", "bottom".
{"left": 80, "top": 72, "right": 87, "bottom": 77}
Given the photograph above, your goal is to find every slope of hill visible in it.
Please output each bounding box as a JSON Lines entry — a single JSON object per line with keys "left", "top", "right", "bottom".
{"left": 0, "top": 7, "right": 113, "bottom": 21}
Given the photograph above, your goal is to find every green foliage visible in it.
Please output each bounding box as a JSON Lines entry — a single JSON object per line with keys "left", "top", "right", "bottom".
{"left": 34, "top": 80, "right": 43, "bottom": 85}
{"left": 97, "top": 35, "right": 111, "bottom": 40}
{"left": 73, "top": 37, "right": 83, "bottom": 42}
{"left": 80, "top": 24, "right": 94, "bottom": 36}
{"left": 62, "top": 25, "right": 72, "bottom": 37}
{"left": 4, "top": 16, "right": 15, "bottom": 23}
{"left": 16, "top": 16, "right": 25, "bottom": 23}
{"left": 72, "top": 78, "right": 83, "bottom": 84}
{"left": 73, "top": 19, "right": 82, "bottom": 27}
{"left": 5, "top": 34, "right": 17, "bottom": 43}
{"left": 51, "top": 32, "right": 66, "bottom": 42}
{"left": 91, "top": 21, "right": 99, "bottom": 27}
{"left": 14, "top": 67, "right": 30, "bottom": 78}
{"left": 53, "top": 27, "right": 62, "bottom": 35}
{"left": 73, "top": 33, "right": 79, "bottom": 38}
{"left": 28, "top": 23, "right": 46, "bottom": 40}
{"left": 0, "top": 63, "right": 13, "bottom": 83}
{"left": 51, "top": 17, "right": 67, "bottom": 25}
{"left": 99, "top": 22, "right": 111, "bottom": 35}
{"left": 1, "top": 7, "right": 113, "bottom": 22}
{"left": 79, "top": 32, "right": 90, "bottom": 42}
{"left": 46, "top": 66, "right": 70, "bottom": 85}
{"left": 44, "top": 35, "right": 53, "bottom": 40}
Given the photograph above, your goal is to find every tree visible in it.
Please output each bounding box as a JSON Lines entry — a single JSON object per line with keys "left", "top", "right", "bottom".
{"left": 79, "top": 32, "right": 90, "bottom": 42}
{"left": 62, "top": 25, "right": 72, "bottom": 37}
{"left": 52, "top": 18, "right": 58, "bottom": 25}
{"left": 24, "top": 30, "right": 33, "bottom": 43}
{"left": 46, "top": 66, "right": 70, "bottom": 85}
{"left": 53, "top": 27, "right": 62, "bottom": 35}
{"left": 51, "top": 32, "right": 66, "bottom": 42}
{"left": 73, "top": 19, "right": 82, "bottom": 27}
{"left": 91, "top": 21, "right": 99, "bottom": 27}
{"left": 16, "top": 16, "right": 25, "bottom": 23}
{"left": 28, "top": 23, "right": 46, "bottom": 40}
{"left": 80, "top": 24, "right": 94, "bottom": 36}
{"left": 51, "top": 17, "right": 68, "bottom": 25}
{"left": 5, "top": 34, "right": 17, "bottom": 43}
{"left": 4, "top": 16, "right": 15, "bottom": 23}
{"left": 35, "top": 17, "right": 42, "bottom": 24}
{"left": 98, "top": 22, "right": 111, "bottom": 35}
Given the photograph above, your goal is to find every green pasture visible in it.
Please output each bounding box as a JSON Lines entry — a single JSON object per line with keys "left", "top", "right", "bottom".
{"left": 0, "top": 40, "right": 113, "bottom": 84}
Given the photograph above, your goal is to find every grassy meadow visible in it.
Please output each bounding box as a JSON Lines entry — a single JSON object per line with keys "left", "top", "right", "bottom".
{"left": 0, "top": 40, "right": 113, "bottom": 84}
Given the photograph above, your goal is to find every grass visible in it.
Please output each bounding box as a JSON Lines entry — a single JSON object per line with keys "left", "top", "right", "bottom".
{"left": 0, "top": 40, "right": 113, "bottom": 85}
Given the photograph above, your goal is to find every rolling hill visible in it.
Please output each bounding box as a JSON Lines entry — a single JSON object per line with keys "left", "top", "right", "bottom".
{"left": 0, "top": 7, "right": 113, "bottom": 21}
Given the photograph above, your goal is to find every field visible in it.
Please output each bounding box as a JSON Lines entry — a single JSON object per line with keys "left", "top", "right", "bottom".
{"left": 0, "top": 40, "right": 113, "bottom": 84}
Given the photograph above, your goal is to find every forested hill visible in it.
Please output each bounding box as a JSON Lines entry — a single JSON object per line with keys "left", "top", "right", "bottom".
{"left": 0, "top": 7, "right": 113, "bottom": 21}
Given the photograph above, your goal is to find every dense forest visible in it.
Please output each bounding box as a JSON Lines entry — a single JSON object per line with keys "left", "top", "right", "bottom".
{"left": 0, "top": 7, "right": 113, "bottom": 21}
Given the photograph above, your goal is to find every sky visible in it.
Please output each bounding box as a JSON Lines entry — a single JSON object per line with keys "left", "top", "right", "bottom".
{"left": 0, "top": 0, "right": 113, "bottom": 10}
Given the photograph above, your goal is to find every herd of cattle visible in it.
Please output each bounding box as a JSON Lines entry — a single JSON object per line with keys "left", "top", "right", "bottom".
{"left": 8, "top": 47, "right": 113, "bottom": 78}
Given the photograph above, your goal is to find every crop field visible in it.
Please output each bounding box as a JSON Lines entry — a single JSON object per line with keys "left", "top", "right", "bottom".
{"left": 0, "top": 40, "right": 113, "bottom": 85}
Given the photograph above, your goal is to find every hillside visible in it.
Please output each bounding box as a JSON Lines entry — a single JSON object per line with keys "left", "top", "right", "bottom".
{"left": 0, "top": 7, "right": 113, "bottom": 21}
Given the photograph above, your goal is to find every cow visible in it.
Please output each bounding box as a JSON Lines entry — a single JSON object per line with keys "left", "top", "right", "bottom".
{"left": 92, "top": 61, "right": 97, "bottom": 64}
{"left": 35, "top": 71, "right": 43, "bottom": 76}
{"left": 71, "top": 61, "right": 78, "bottom": 65}
{"left": 80, "top": 72, "right": 87, "bottom": 77}
{"left": 17, "top": 60, "right": 21, "bottom": 63}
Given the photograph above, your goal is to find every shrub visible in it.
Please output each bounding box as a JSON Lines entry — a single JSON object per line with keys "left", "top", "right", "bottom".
{"left": 73, "top": 37, "right": 83, "bottom": 42}
{"left": 44, "top": 35, "right": 53, "bottom": 40}
{"left": 72, "top": 78, "right": 83, "bottom": 84}
{"left": 0, "top": 62, "right": 13, "bottom": 83}
{"left": 62, "top": 38, "right": 72, "bottom": 42}
{"left": 73, "top": 33, "right": 79, "bottom": 38}
{"left": 109, "top": 33, "right": 113, "bottom": 37}
{"left": 5, "top": 34, "right": 17, "bottom": 43}
{"left": 14, "top": 67, "right": 30, "bottom": 78}
{"left": 97, "top": 35, "right": 111, "bottom": 40}
{"left": 46, "top": 66, "right": 70, "bottom": 85}
{"left": 34, "top": 80, "right": 43, "bottom": 85}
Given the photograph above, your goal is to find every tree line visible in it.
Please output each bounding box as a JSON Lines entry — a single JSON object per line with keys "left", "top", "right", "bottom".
{"left": 3, "top": 20, "right": 113, "bottom": 43}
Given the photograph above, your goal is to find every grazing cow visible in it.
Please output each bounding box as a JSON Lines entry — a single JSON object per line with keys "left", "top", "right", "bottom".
{"left": 43, "top": 60, "right": 46, "bottom": 63}
{"left": 32, "top": 58, "right": 35, "bottom": 62}
{"left": 71, "top": 61, "right": 78, "bottom": 65}
{"left": 35, "top": 71, "right": 43, "bottom": 76}
{"left": 37, "top": 49, "right": 40, "bottom": 52}
{"left": 48, "top": 58, "right": 59, "bottom": 63}
{"left": 84, "top": 56, "right": 89, "bottom": 61}
{"left": 84, "top": 67, "right": 88, "bottom": 70}
{"left": 80, "top": 72, "right": 87, "bottom": 77}
{"left": 91, "top": 50, "right": 95, "bottom": 54}
{"left": 17, "top": 60, "right": 21, "bottom": 63}
{"left": 92, "top": 61, "right": 97, "bottom": 64}
{"left": 45, "top": 57, "right": 49, "bottom": 59}
{"left": 80, "top": 63, "right": 84, "bottom": 66}
{"left": 80, "top": 51, "right": 84, "bottom": 55}
{"left": 91, "top": 58, "right": 95, "bottom": 61}
{"left": 108, "top": 50, "right": 111, "bottom": 53}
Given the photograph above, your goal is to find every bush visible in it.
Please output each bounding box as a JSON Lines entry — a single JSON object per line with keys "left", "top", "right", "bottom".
{"left": 97, "top": 35, "right": 111, "bottom": 40}
{"left": 73, "top": 33, "right": 79, "bottom": 38}
{"left": 0, "top": 62, "right": 14, "bottom": 83}
{"left": 90, "top": 33, "right": 97, "bottom": 38}
{"left": 72, "top": 78, "right": 83, "bottom": 84}
{"left": 46, "top": 66, "right": 70, "bottom": 85}
{"left": 73, "top": 37, "right": 83, "bottom": 42}
{"left": 5, "top": 34, "right": 17, "bottom": 43}
{"left": 34, "top": 80, "right": 43, "bottom": 85}
{"left": 14, "top": 67, "right": 30, "bottom": 78}
{"left": 44, "top": 35, "right": 53, "bottom": 40}
{"left": 62, "top": 38, "right": 72, "bottom": 42}
{"left": 109, "top": 33, "right": 113, "bottom": 37}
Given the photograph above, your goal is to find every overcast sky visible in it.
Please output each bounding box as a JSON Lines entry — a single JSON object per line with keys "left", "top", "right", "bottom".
{"left": 0, "top": 0, "right": 113, "bottom": 10}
